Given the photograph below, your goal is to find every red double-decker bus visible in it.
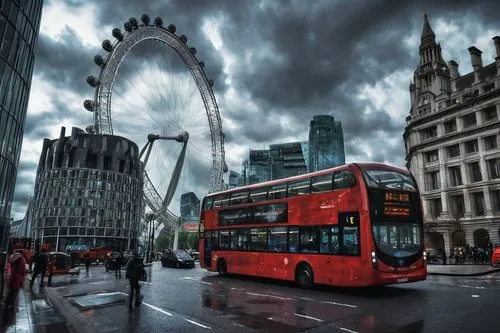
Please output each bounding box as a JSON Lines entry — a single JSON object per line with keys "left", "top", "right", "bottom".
{"left": 199, "top": 162, "right": 427, "bottom": 287}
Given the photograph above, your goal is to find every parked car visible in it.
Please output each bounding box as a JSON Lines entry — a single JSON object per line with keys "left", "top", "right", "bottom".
{"left": 187, "top": 250, "right": 199, "bottom": 261}
{"left": 161, "top": 250, "right": 195, "bottom": 268}
{"left": 425, "top": 248, "right": 446, "bottom": 264}
{"left": 491, "top": 247, "right": 500, "bottom": 267}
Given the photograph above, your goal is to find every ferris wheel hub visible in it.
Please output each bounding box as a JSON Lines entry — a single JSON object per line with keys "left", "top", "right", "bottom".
{"left": 177, "top": 130, "right": 189, "bottom": 143}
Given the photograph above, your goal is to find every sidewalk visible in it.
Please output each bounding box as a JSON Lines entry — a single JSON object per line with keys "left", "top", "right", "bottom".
{"left": 1, "top": 285, "right": 72, "bottom": 332}
{"left": 426, "top": 264, "right": 500, "bottom": 276}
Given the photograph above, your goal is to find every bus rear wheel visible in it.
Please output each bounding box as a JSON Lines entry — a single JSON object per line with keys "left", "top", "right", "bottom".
{"left": 296, "top": 263, "right": 314, "bottom": 289}
{"left": 217, "top": 258, "right": 227, "bottom": 275}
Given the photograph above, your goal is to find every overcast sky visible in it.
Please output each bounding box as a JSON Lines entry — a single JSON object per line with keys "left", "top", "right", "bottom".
{"left": 10, "top": 0, "right": 500, "bottom": 220}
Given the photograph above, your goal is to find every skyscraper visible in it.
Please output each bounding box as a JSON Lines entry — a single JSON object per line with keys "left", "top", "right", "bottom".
{"left": 247, "top": 149, "right": 271, "bottom": 184}
{"left": 308, "top": 115, "right": 345, "bottom": 172}
{"left": 180, "top": 192, "right": 200, "bottom": 222}
{"left": 0, "top": 1, "right": 44, "bottom": 252}
{"left": 270, "top": 142, "right": 308, "bottom": 180}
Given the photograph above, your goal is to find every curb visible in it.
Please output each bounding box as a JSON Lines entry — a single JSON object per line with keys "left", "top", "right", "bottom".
{"left": 45, "top": 287, "right": 94, "bottom": 333}
{"left": 427, "top": 268, "right": 500, "bottom": 277}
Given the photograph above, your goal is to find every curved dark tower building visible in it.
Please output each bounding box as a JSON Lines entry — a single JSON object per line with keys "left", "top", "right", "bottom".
{"left": 0, "top": 1, "right": 44, "bottom": 251}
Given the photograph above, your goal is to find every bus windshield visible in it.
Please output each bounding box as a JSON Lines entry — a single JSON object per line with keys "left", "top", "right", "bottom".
{"left": 362, "top": 169, "right": 416, "bottom": 191}
{"left": 372, "top": 223, "right": 421, "bottom": 258}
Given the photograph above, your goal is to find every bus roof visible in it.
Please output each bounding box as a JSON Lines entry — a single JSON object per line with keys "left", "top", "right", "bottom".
{"left": 207, "top": 162, "right": 410, "bottom": 198}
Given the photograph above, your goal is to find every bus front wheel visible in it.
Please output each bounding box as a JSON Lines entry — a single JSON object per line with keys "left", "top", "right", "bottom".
{"left": 217, "top": 259, "right": 227, "bottom": 275}
{"left": 296, "top": 263, "right": 314, "bottom": 289}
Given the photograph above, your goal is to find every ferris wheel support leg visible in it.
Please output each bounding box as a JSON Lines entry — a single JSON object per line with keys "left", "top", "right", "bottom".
{"left": 173, "top": 218, "right": 182, "bottom": 251}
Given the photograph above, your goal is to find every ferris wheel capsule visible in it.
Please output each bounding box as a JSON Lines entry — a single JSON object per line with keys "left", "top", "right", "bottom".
{"left": 94, "top": 55, "right": 105, "bottom": 67}
{"left": 112, "top": 28, "right": 123, "bottom": 41}
{"left": 84, "top": 99, "right": 95, "bottom": 112}
{"left": 180, "top": 35, "right": 188, "bottom": 43}
{"left": 102, "top": 39, "right": 113, "bottom": 52}
{"left": 167, "top": 24, "right": 176, "bottom": 33}
{"left": 129, "top": 17, "right": 138, "bottom": 29}
{"left": 189, "top": 47, "right": 197, "bottom": 55}
{"left": 85, "top": 125, "right": 96, "bottom": 134}
{"left": 141, "top": 14, "right": 150, "bottom": 26}
{"left": 86, "top": 75, "right": 98, "bottom": 88}
{"left": 208, "top": 79, "right": 214, "bottom": 87}
{"left": 154, "top": 17, "right": 163, "bottom": 27}
{"left": 198, "top": 61, "right": 205, "bottom": 69}
{"left": 124, "top": 21, "right": 133, "bottom": 32}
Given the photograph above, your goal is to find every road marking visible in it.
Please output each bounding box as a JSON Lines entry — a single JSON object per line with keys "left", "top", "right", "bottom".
{"left": 142, "top": 303, "right": 174, "bottom": 316}
{"left": 184, "top": 318, "right": 212, "bottom": 329}
{"left": 140, "top": 281, "right": 153, "bottom": 285}
{"left": 246, "top": 292, "right": 292, "bottom": 300}
{"left": 457, "top": 284, "right": 485, "bottom": 289}
{"left": 322, "top": 301, "right": 357, "bottom": 308}
{"left": 339, "top": 327, "right": 359, "bottom": 333}
{"left": 88, "top": 281, "right": 107, "bottom": 285}
{"left": 294, "top": 313, "right": 324, "bottom": 322}
{"left": 297, "top": 297, "right": 314, "bottom": 301}
{"left": 201, "top": 281, "right": 212, "bottom": 285}
{"left": 472, "top": 295, "right": 480, "bottom": 298}
{"left": 181, "top": 277, "right": 201, "bottom": 280}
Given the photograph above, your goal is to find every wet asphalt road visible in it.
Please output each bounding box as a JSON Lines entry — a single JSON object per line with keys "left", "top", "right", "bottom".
{"left": 45, "top": 263, "right": 500, "bottom": 333}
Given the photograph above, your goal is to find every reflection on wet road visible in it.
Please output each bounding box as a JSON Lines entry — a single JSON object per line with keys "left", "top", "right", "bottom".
{"left": 46, "top": 263, "right": 500, "bottom": 333}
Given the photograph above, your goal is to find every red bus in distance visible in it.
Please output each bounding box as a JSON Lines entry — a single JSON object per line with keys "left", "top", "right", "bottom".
{"left": 199, "top": 162, "right": 427, "bottom": 288}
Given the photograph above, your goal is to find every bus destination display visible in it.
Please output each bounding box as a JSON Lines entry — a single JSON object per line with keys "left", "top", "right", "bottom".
{"left": 384, "top": 191, "right": 411, "bottom": 217}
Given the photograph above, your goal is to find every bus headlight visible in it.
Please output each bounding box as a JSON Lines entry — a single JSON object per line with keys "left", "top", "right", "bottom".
{"left": 371, "top": 251, "right": 377, "bottom": 268}
{"left": 423, "top": 251, "right": 427, "bottom": 261}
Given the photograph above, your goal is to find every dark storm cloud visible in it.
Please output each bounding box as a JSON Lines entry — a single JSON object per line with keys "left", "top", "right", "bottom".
{"left": 35, "top": 27, "right": 96, "bottom": 94}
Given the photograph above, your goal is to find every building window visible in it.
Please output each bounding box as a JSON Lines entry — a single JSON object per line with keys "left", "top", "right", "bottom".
{"left": 484, "top": 135, "right": 498, "bottom": 150}
{"left": 483, "top": 106, "right": 498, "bottom": 122}
{"left": 488, "top": 159, "right": 500, "bottom": 179}
{"left": 446, "top": 144, "right": 460, "bottom": 158}
{"left": 428, "top": 198, "right": 442, "bottom": 219}
{"left": 449, "top": 195, "right": 465, "bottom": 218}
{"left": 421, "top": 126, "right": 437, "bottom": 140}
{"left": 471, "top": 192, "right": 485, "bottom": 216}
{"left": 491, "top": 190, "right": 500, "bottom": 212}
{"left": 468, "top": 162, "right": 482, "bottom": 183}
{"left": 444, "top": 119, "right": 457, "bottom": 134}
{"left": 449, "top": 166, "right": 462, "bottom": 186}
{"left": 425, "top": 171, "right": 440, "bottom": 190}
{"left": 462, "top": 113, "right": 477, "bottom": 128}
{"left": 464, "top": 140, "right": 478, "bottom": 154}
{"left": 425, "top": 150, "right": 439, "bottom": 163}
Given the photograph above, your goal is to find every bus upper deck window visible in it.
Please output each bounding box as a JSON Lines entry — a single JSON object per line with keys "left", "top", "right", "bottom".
{"left": 334, "top": 171, "right": 356, "bottom": 189}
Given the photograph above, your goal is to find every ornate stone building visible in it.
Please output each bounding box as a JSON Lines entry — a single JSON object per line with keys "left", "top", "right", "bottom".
{"left": 404, "top": 14, "right": 500, "bottom": 254}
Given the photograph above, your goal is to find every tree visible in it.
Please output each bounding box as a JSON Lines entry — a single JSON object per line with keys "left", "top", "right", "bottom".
{"left": 155, "top": 234, "right": 173, "bottom": 251}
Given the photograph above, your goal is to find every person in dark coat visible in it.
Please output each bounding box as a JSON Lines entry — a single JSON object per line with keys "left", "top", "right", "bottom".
{"left": 30, "top": 249, "right": 48, "bottom": 288}
{"left": 3, "top": 250, "right": 27, "bottom": 312}
{"left": 115, "top": 253, "right": 124, "bottom": 278}
{"left": 126, "top": 252, "right": 144, "bottom": 311}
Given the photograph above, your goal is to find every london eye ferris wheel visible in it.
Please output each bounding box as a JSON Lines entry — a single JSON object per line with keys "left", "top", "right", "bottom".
{"left": 83, "top": 14, "right": 226, "bottom": 230}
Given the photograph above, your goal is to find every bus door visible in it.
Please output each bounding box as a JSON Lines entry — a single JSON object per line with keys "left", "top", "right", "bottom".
{"left": 203, "top": 231, "right": 215, "bottom": 267}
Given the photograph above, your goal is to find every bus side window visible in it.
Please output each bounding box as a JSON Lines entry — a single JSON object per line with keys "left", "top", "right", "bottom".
{"left": 320, "top": 226, "right": 340, "bottom": 254}
{"left": 249, "top": 187, "right": 268, "bottom": 203}
{"left": 268, "top": 227, "right": 287, "bottom": 252}
{"left": 334, "top": 171, "right": 356, "bottom": 189}
{"left": 341, "top": 226, "right": 359, "bottom": 255}
{"left": 269, "top": 184, "right": 287, "bottom": 200}
{"left": 287, "top": 179, "right": 311, "bottom": 197}
{"left": 211, "top": 231, "right": 219, "bottom": 250}
{"left": 288, "top": 227, "right": 299, "bottom": 253}
{"left": 312, "top": 174, "right": 333, "bottom": 193}
{"left": 299, "top": 227, "right": 319, "bottom": 253}
{"left": 220, "top": 230, "right": 230, "bottom": 249}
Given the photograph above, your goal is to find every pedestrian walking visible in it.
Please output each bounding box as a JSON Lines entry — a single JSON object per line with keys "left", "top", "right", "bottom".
{"left": 29, "top": 249, "right": 48, "bottom": 288}
{"left": 84, "top": 253, "right": 91, "bottom": 273}
{"left": 2, "top": 250, "right": 27, "bottom": 312}
{"left": 115, "top": 253, "right": 124, "bottom": 278}
{"left": 126, "top": 252, "right": 145, "bottom": 311}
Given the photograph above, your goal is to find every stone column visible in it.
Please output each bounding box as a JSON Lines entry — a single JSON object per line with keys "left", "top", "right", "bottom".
{"left": 483, "top": 185, "right": 493, "bottom": 216}
{"left": 463, "top": 188, "right": 473, "bottom": 218}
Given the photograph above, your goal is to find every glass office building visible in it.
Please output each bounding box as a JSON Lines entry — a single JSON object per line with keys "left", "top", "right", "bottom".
{"left": 270, "top": 142, "right": 308, "bottom": 180}
{"left": 308, "top": 115, "right": 345, "bottom": 172}
{"left": 0, "top": 0, "right": 43, "bottom": 252}
{"left": 180, "top": 192, "right": 200, "bottom": 222}
{"left": 32, "top": 127, "right": 143, "bottom": 252}
{"left": 247, "top": 149, "right": 271, "bottom": 184}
